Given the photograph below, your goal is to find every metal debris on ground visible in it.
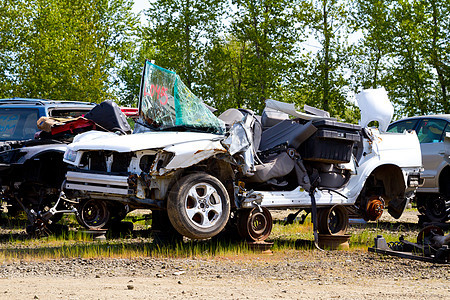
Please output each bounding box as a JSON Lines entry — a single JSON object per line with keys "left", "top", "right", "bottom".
{"left": 369, "top": 225, "right": 450, "bottom": 264}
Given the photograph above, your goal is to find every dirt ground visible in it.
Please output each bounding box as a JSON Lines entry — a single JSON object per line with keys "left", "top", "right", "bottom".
{"left": 1, "top": 209, "right": 449, "bottom": 299}
{"left": 1, "top": 251, "right": 449, "bottom": 299}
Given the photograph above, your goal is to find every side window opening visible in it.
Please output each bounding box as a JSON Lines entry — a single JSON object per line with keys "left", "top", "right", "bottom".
{"left": 387, "top": 119, "right": 418, "bottom": 133}
{"left": 416, "top": 119, "right": 447, "bottom": 144}
{"left": 49, "top": 109, "right": 92, "bottom": 118}
{"left": 0, "top": 108, "right": 39, "bottom": 141}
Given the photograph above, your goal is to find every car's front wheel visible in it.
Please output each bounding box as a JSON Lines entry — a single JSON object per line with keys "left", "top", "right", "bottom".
{"left": 167, "top": 173, "right": 230, "bottom": 240}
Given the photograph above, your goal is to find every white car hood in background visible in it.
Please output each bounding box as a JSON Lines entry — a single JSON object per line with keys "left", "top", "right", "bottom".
{"left": 356, "top": 87, "right": 394, "bottom": 132}
{"left": 68, "top": 130, "right": 224, "bottom": 152}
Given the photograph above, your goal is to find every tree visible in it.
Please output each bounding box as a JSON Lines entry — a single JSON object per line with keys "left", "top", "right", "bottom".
{"left": 384, "top": 0, "right": 436, "bottom": 116}
{"left": 288, "top": 0, "right": 357, "bottom": 121}
{"left": 196, "top": 37, "right": 243, "bottom": 112}
{"left": 226, "top": 0, "right": 300, "bottom": 113}
{"left": 143, "top": 0, "right": 226, "bottom": 94}
{"left": 420, "top": 0, "right": 449, "bottom": 113}
{"left": 0, "top": 0, "right": 29, "bottom": 97}
{"left": 352, "top": 0, "right": 449, "bottom": 117}
{"left": 350, "top": 0, "right": 393, "bottom": 90}
{"left": 1, "top": 0, "right": 138, "bottom": 103}
{"left": 117, "top": 33, "right": 155, "bottom": 106}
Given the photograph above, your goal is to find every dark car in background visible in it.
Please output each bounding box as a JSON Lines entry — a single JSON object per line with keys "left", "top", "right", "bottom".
{"left": 388, "top": 115, "right": 450, "bottom": 223}
{"left": 0, "top": 98, "right": 134, "bottom": 234}
{"left": 0, "top": 98, "right": 95, "bottom": 146}
{"left": 0, "top": 98, "right": 95, "bottom": 228}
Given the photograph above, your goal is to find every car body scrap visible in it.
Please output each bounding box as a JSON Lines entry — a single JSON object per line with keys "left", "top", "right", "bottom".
{"left": 58, "top": 60, "right": 422, "bottom": 242}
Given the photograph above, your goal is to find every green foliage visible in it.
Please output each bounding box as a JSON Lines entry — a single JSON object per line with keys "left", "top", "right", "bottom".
{"left": 351, "top": 0, "right": 449, "bottom": 117}
{"left": 1, "top": 0, "right": 448, "bottom": 116}
{"left": 196, "top": 38, "right": 238, "bottom": 112}
{"left": 226, "top": 0, "right": 301, "bottom": 113}
{"left": 0, "top": 0, "right": 138, "bottom": 103}
{"left": 143, "top": 0, "right": 227, "bottom": 93}
{"left": 0, "top": 0, "right": 28, "bottom": 96}
{"left": 349, "top": 0, "right": 393, "bottom": 90}
{"left": 296, "top": 0, "right": 355, "bottom": 120}
{"left": 117, "top": 35, "right": 155, "bottom": 106}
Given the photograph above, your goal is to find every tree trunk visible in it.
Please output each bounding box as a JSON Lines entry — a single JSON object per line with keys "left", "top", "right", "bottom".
{"left": 430, "top": 2, "right": 448, "bottom": 112}
{"left": 322, "top": 0, "right": 330, "bottom": 112}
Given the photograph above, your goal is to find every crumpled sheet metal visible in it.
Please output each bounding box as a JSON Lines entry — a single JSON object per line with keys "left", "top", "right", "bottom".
{"left": 222, "top": 114, "right": 255, "bottom": 175}
{"left": 265, "top": 99, "right": 322, "bottom": 121}
{"left": 153, "top": 139, "right": 227, "bottom": 175}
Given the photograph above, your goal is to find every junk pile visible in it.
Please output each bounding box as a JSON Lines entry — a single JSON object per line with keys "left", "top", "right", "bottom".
{"left": 369, "top": 225, "right": 450, "bottom": 264}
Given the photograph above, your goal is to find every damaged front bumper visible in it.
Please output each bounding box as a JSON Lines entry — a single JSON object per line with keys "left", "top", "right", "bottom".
{"left": 64, "top": 169, "right": 172, "bottom": 209}
{"left": 65, "top": 171, "right": 131, "bottom": 196}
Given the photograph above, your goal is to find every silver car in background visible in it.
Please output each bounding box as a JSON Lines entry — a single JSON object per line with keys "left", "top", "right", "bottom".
{"left": 388, "top": 115, "right": 450, "bottom": 223}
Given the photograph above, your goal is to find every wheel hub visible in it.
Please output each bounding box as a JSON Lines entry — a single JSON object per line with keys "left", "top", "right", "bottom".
{"left": 237, "top": 207, "right": 273, "bottom": 242}
{"left": 365, "top": 196, "right": 385, "bottom": 221}
{"left": 317, "top": 205, "right": 349, "bottom": 235}
{"left": 185, "top": 183, "right": 222, "bottom": 229}
{"left": 77, "top": 199, "right": 110, "bottom": 229}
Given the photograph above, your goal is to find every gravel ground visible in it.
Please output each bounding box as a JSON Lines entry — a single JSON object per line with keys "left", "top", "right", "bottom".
{"left": 0, "top": 251, "right": 449, "bottom": 299}
{"left": 1, "top": 209, "right": 449, "bottom": 299}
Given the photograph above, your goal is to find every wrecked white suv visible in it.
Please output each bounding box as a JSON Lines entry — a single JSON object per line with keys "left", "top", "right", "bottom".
{"left": 62, "top": 61, "right": 421, "bottom": 241}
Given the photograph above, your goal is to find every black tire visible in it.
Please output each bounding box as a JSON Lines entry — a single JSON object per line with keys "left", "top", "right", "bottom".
{"left": 76, "top": 199, "right": 111, "bottom": 229}
{"left": 317, "top": 205, "right": 349, "bottom": 235}
{"left": 167, "top": 172, "right": 230, "bottom": 240}
{"left": 424, "top": 194, "right": 450, "bottom": 223}
{"left": 151, "top": 210, "right": 183, "bottom": 242}
{"left": 108, "top": 203, "right": 129, "bottom": 224}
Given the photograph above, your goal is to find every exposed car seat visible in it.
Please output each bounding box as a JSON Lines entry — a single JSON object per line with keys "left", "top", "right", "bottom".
{"left": 261, "top": 107, "right": 289, "bottom": 129}
{"left": 246, "top": 151, "right": 294, "bottom": 183}
{"left": 259, "top": 119, "right": 317, "bottom": 152}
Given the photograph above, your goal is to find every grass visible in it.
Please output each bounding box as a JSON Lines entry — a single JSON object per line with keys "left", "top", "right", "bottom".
{"left": 0, "top": 235, "right": 254, "bottom": 262}
{"left": 0, "top": 210, "right": 423, "bottom": 262}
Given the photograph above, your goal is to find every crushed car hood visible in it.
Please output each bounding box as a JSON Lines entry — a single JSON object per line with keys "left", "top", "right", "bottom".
{"left": 68, "top": 130, "right": 224, "bottom": 152}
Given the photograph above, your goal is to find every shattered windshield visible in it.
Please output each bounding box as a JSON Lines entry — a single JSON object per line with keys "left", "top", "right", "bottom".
{"left": 139, "top": 61, "right": 225, "bottom": 134}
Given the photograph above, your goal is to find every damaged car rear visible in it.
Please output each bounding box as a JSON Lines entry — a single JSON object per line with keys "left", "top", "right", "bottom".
{"left": 62, "top": 61, "right": 422, "bottom": 242}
